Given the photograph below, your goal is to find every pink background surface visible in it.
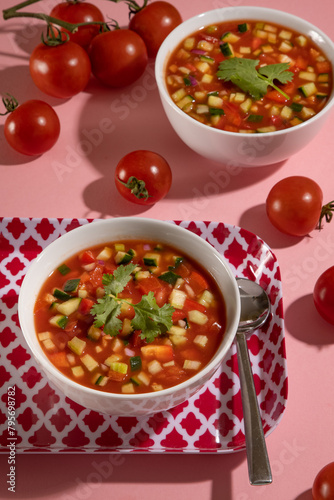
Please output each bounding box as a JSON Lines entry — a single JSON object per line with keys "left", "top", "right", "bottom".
{"left": 0, "top": 0, "right": 334, "bottom": 498}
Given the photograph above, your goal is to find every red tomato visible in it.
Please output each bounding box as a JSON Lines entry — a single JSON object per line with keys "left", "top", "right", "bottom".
{"left": 313, "top": 267, "right": 334, "bottom": 325}
{"left": 89, "top": 29, "right": 148, "bottom": 87}
{"left": 129, "top": 1, "right": 182, "bottom": 58}
{"left": 312, "top": 462, "right": 334, "bottom": 499}
{"left": 266, "top": 176, "right": 323, "bottom": 237}
{"left": 4, "top": 100, "right": 60, "bottom": 156}
{"left": 29, "top": 41, "right": 91, "bottom": 98}
{"left": 50, "top": 1, "right": 104, "bottom": 49}
{"left": 115, "top": 150, "right": 172, "bottom": 205}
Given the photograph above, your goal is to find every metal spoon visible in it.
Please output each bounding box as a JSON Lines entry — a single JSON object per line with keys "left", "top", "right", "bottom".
{"left": 236, "top": 278, "right": 272, "bottom": 486}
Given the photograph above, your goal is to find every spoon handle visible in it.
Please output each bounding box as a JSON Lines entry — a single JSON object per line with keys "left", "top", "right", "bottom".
{"left": 236, "top": 333, "right": 272, "bottom": 486}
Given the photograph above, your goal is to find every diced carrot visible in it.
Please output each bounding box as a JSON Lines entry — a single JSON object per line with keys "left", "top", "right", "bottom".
{"left": 141, "top": 345, "right": 174, "bottom": 363}
{"left": 252, "top": 37, "right": 262, "bottom": 50}
{"left": 108, "top": 370, "right": 127, "bottom": 382}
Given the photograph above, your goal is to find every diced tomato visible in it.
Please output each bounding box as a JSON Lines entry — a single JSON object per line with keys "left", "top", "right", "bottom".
{"left": 64, "top": 320, "right": 81, "bottom": 337}
{"left": 172, "top": 309, "right": 187, "bottom": 322}
{"left": 49, "top": 351, "right": 70, "bottom": 368}
{"left": 79, "top": 250, "right": 95, "bottom": 265}
{"left": 154, "top": 282, "right": 171, "bottom": 307}
{"left": 295, "top": 56, "right": 308, "bottom": 70}
{"left": 183, "top": 298, "right": 206, "bottom": 313}
{"left": 155, "top": 364, "right": 185, "bottom": 384}
{"left": 141, "top": 344, "right": 174, "bottom": 363}
{"left": 266, "top": 90, "right": 289, "bottom": 103}
{"left": 270, "top": 114, "right": 283, "bottom": 127}
{"left": 224, "top": 102, "right": 242, "bottom": 127}
{"left": 251, "top": 36, "right": 262, "bottom": 50}
{"left": 119, "top": 280, "right": 142, "bottom": 304}
{"left": 104, "top": 262, "right": 117, "bottom": 274}
{"left": 186, "top": 271, "right": 209, "bottom": 295}
{"left": 138, "top": 276, "right": 162, "bottom": 295}
{"left": 180, "top": 347, "right": 199, "bottom": 360}
{"left": 89, "top": 264, "right": 104, "bottom": 289}
{"left": 108, "top": 370, "right": 127, "bottom": 382}
{"left": 130, "top": 330, "right": 147, "bottom": 348}
{"left": 185, "top": 62, "right": 197, "bottom": 72}
{"left": 316, "top": 60, "right": 331, "bottom": 73}
{"left": 79, "top": 298, "right": 95, "bottom": 315}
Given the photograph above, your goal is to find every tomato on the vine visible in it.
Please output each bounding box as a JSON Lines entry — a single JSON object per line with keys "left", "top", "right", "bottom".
{"left": 266, "top": 176, "right": 333, "bottom": 237}
{"left": 312, "top": 462, "right": 334, "bottom": 499}
{"left": 3, "top": 98, "right": 60, "bottom": 156}
{"left": 50, "top": 1, "right": 104, "bottom": 49}
{"left": 313, "top": 267, "right": 334, "bottom": 325}
{"left": 129, "top": 1, "right": 182, "bottom": 58}
{"left": 115, "top": 150, "right": 172, "bottom": 205}
{"left": 89, "top": 28, "right": 148, "bottom": 87}
{"left": 29, "top": 39, "right": 91, "bottom": 99}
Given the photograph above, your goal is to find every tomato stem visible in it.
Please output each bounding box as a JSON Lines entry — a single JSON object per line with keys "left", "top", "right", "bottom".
{"left": 3, "top": 0, "right": 106, "bottom": 33}
{"left": 0, "top": 94, "right": 18, "bottom": 115}
{"left": 317, "top": 201, "right": 334, "bottom": 229}
{"left": 117, "top": 176, "right": 151, "bottom": 200}
{"left": 105, "top": 0, "right": 148, "bottom": 15}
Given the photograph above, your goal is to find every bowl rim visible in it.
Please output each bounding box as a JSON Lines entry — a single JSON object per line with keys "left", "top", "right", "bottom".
{"left": 155, "top": 6, "right": 334, "bottom": 138}
{"left": 18, "top": 217, "right": 241, "bottom": 402}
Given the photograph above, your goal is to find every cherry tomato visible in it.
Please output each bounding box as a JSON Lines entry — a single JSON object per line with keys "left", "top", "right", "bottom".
{"left": 89, "top": 29, "right": 148, "bottom": 87}
{"left": 115, "top": 150, "right": 172, "bottom": 205}
{"left": 129, "top": 1, "right": 182, "bottom": 58}
{"left": 312, "top": 462, "right": 334, "bottom": 499}
{"left": 50, "top": 1, "right": 104, "bottom": 49}
{"left": 4, "top": 100, "right": 60, "bottom": 156}
{"left": 29, "top": 40, "right": 91, "bottom": 99}
{"left": 266, "top": 176, "right": 323, "bottom": 237}
{"left": 313, "top": 267, "right": 334, "bottom": 325}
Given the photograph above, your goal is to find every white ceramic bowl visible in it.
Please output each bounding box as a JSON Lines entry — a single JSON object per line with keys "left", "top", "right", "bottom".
{"left": 155, "top": 6, "right": 334, "bottom": 167}
{"left": 18, "top": 218, "right": 240, "bottom": 416}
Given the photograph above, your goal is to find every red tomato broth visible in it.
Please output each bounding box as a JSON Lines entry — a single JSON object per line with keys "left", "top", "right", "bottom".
{"left": 165, "top": 20, "right": 332, "bottom": 133}
{"left": 34, "top": 240, "right": 226, "bottom": 395}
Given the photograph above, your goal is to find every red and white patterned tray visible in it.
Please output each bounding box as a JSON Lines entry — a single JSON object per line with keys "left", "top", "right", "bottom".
{"left": 0, "top": 218, "right": 287, "bottom": 454}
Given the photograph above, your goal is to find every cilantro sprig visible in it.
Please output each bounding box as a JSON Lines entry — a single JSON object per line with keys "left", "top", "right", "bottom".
{"left": 91, "top": 263, "right": 174, "bottom": 343}
{"left": 216, "top": 58, "right": 294, "bottom": 100}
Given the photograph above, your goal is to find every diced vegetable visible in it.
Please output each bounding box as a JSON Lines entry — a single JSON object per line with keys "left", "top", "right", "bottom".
{"left": 68, "top": 336, "right": 86, "bottom": 355}
{"left": 57, "top": 297, "right": 81, "bottom": 316}
{"left": 81, "top": 353, "right": 99, "bottom": 372}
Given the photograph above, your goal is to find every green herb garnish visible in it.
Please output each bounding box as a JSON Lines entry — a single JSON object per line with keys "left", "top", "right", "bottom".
{"left": 217, "top": 58, "right": 293, "bottom": 100}
{"left": 91, "top": 263, "right": 174, "bottom": 343}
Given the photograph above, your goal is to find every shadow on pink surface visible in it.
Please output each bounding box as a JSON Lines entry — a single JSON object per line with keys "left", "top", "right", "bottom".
{"left": 0, "top": 451, "right": 245, "bottom": 499}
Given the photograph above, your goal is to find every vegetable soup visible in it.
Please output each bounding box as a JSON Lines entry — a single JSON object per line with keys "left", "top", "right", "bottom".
{"left": 165, "top": 19, "right": 332, "bottom": 133}
{"left": 34, "top": 240, "right": 226, "bottom": 395}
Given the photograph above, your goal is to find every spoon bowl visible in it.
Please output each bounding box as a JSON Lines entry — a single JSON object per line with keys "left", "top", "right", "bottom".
{"left": 236, "top": 278, "right": 272, "bottom": 486}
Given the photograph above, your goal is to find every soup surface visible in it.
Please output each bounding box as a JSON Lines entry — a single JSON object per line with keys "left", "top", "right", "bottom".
{"left": 34, "top": 240, "right": 226, "bottom": 394}
{"left": 165, "top": 19, "right": 332, "bottom": 132}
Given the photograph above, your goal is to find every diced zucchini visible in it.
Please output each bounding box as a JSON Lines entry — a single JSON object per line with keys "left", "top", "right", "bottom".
{"left": 114, "top": 243, "right": 125, "bottom": 251}
{"left": 300, "top": 107, "right": 316, "bottom": 119}
{"left": 42, "top": 338, "right": 57, "bottom": 352}
{"left": 97, "top": 246, "right": 112, "bottom": 261}
{"left": 78, "top": 289, "right": 88, "bottom": 298}
{"left": 280, "top": 106, "right": 293, "bottom": 120}
{"left": 247, "top": 114, "right": 263, "bottom": 123}
{"left": 68, "top": 336, "right": 86, "bottom": 355}
{"left": 53, "top": 288, "right": 72, "bottom": 301}
{"left": 264, "top": 24, "right": 277, "bottom": 33}
{"left": 188, "top": 310, "right": 208, "bottom": 325}
{"left": 130, "top": 356, "right": 142, "bottom": 371}
{"left": 198, "top": 290, "right": 214, "bottom": 307}
{"left": 130, "top": 376, "right": 141, "bottom": 386}
{"left": 114, "top": 251, "right": 132, "bottom": 265}
{"left": 290, "top": 102, "right": 303, "bottom": 112}
{"left": 238, "top": 23, "right": 249, "bottom": 33}
{"left": 318, "top": 73, "right": 329, "bottom": 83}
{"left": 122, "top": 383, "right": 135, "bottom": 394}
{"left": 49, "top": 314, "right": 68, "bottom": 329}
{"left": 221, "top": 32, "right": 240, "bottom": 43}
{"left": 239, "top": 46, "right": 251, "bottom": 54}
{"left": 220, "top": 42, "right": 234, "bottom": 57}
{"left": 299, "top": 71, "right": 316, "bottom": 82}
{"left": 81, "top": 353, "right": 99, "bottom": 372}
{"left": 57, "top": 297, "right": 81, "bottom": 316}
{"left": 183, "top": 37, "right": 195, "bottom": 50}
{"left": 177, "top": 95, "right": 195, "bottom": 111}
{"left": 279, "top": 29, "right": 292, "bottom": 40}
{"left": 168, "top": 325, "right": 187, "bottom": 336}
{"left": 169, "top": 289, "right": 186, "bottom": 309}
{"left": 63, "top": 278, "right": 80, "bottom": 293}
{"left": 135, "top": 270, "right": 151, "bottom": 281}
{"left": 197, "top": 39, "right": 214, "bottom": 51}
{"left": 57, "top": 264, "right": 71, "bottom": 276}
{"left": 147, "top": 359, "right": 162, "bottom": 375}
{"left": 207, "top": 95, "right": 223, "bottom": 108}
{"left": 112, "top": 337, "right": 124, "bottom": 353}
{"left": 137, "top": 371, "right": 151, "bottom": 386}
{"left": 109, "top": 362, "right": 128, "bottom": 374}
{"left": 299, "top": 82, "right": 317, "bottom": 97}
{"left": 200, "top": 55, "right": 215, "bottom": 65}
{"left": 295, "top": 35, "right": 307, "bottom": 47}
{"left": 171, "top": 88, "right": 187, "bottom": 102}
{"left": 194, "top": 335, "right": 208, "bottom": 347}
{"left": 183, "top": 360, "right": 201, "bottom": 370}
{"left": 121, "top": 318, "right": 133, "bottom": 336}
{"left": 240, "top": 98, "right": 252, "bottom": 113}
{"left": 71, "top": 366, "right": 85, "bottom": 377}
{"left": 196, "top": 104, "right": 210, "bottom": 114}
{"left": 169, "top": 335, "right": 187, "bottom": 346}
{"left": 143, "top": 253, "right": 160, "bottom": 267}
{"left": 257, "top": 126, "right": 276, "bottom": 133}
{"left": 94, "top": 374, "right": 109, "bottom": 386}
{"left": 104, "top": 354, "right": 122, "bottom": 367}
{"left": 151, "top": 383, "right": 164, "bottom": 392}
{"left": 158, "top": 270, "right": 180, "bottom": 285}
{"left": 87, "top": 325, "right": 102, "bottom": 341}
{"left": 38, "top": 331, "right": 51, "bottom": 341}
{"left": 201, "top": 73, "right": 213, "bottom": 83}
